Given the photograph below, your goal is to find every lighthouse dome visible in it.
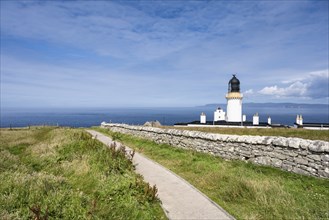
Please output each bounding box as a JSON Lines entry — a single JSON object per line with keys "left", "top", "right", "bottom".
{"left": 228, "top": 74, "right": 240, "bottom": 92}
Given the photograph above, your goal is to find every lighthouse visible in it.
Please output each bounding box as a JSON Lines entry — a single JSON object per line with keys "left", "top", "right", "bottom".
{"left": 226, "top": 75, "right": 243, "bottom": 122}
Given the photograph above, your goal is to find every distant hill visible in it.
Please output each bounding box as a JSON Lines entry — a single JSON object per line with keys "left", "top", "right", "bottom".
{"left": 200, "top": 103, "right": 329, "bottom": 109}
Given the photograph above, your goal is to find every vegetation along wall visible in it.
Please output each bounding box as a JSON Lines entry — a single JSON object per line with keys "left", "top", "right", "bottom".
{"left": 101, "top": 123, "right": 329, "bottom": 178}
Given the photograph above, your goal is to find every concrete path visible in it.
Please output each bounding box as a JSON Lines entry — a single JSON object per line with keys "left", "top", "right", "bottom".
{"left": 86, "top": 130, "right": 234, "bottom": 220}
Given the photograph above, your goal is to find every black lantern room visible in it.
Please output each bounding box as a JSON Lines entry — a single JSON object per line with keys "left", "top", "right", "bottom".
{"left": 228, "top": 74, "right": 240, "bottom": 92}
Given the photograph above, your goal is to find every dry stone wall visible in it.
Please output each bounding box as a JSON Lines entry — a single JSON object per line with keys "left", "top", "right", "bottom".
{"left": 101, "top": 123, "right": 329, "bottom": 178}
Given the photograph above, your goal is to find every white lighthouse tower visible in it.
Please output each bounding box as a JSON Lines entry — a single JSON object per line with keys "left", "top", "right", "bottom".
{"left": 226, "top": 75, "right": 243, "bottom": 122}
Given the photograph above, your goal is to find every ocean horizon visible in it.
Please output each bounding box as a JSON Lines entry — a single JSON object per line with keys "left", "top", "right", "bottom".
{"left": 1, "top": 103, "right": 328, "bottom": 128}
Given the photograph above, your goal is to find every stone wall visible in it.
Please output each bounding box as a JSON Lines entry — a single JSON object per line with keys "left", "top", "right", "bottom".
{"left": 101, "top": 123, "right": 329, "bottom": 178}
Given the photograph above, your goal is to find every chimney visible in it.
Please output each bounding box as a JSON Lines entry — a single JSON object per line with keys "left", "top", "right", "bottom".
{"left": 200, "top": 112, "right": 206, "bottom": 124}
{"left": 268, "top": 116, "right": 271, "bottom": 125}
{"left": 253, "top": 113, "right": 259, "bottom": 125}
{"left": 299, "top": 115, "right": 303, "bottom": 125}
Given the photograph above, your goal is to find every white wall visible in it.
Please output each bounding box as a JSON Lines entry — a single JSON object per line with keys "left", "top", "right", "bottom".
{"left": 200, "top": 114, "right": 206, "bottom": 124}
{"left": 226, "top": 99, "right": 242, "bottom": 122}
{"left": 253, "top": 115, "right": 259, "bottom": 125}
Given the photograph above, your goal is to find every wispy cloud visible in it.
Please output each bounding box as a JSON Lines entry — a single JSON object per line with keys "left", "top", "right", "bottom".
{"left": 1, "top": 55, "right": 219, "bottom": 107}
{"left": 1, "top": 1, "right": 328, "bottom": 107}
{"left": 2, "top": 1, "right": 327, "bottom": 61}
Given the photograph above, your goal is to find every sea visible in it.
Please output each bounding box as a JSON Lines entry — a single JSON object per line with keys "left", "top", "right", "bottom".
{"left": 1, "top": 103, "right": 328, "bottom": 128}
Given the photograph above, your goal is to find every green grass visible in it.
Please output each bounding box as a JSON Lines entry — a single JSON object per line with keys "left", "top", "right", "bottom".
{"left": 0, "top": 127, "right": 166, "bottom": 219}
{"left": 163, "top": 126, "right": 329, "bottom": 141}
{"left": 95, "top": 127, "right": 329, "bottom": 220}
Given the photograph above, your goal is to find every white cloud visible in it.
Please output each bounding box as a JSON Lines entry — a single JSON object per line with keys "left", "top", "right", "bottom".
{"left": 243, "top": 89, "right": 254, "bottom": 99}
{"left": 0, "top": 55, "right": 221, "bottom": 108}
{"left": 244, "top": 89, "right": 254, "bottom": 94}
{"left": 1, "top": 1, "right": 328, "bottom": 107}
{"left": 258, "top": 70, "right": 328, "bottom": 99}
{"left": 0, "top": 1, "right": 206, "bottom": 61}
{"left": 1, "top": 0, "right": 326, "bottom": 63}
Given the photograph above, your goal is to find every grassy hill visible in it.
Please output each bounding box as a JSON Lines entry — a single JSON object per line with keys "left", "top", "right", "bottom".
{"left": 0, "top": 127, "right": 166, "bottom": 219}
{"left": 95, "top": 127, "right": 329, "bottom": 220}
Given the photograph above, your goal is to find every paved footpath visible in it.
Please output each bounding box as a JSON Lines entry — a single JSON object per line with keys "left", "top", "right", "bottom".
{"left": 86, "top": 130, "right": 235, "bottom": 220}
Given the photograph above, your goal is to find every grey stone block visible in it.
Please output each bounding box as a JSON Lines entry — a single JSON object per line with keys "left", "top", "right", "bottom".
{"left": 252, "top": 150, "right": 263, "bottom": 156}
{"left": 261, "top": 137, "right": 273, "bottom": 145}
{"left": 269, "top": 151, "right": 286, "bottom": 160}
{"left": 282, "top": 150, "right": 298, "bottom": 157}
{"left": 292, "top": 167, "right": 309, "bottom": 176}
{"left": 282, "top": 163, "right": 293, "bottom": 171}
{"left": 306, "top": 167, "right": 317, "bottom": 174}
{"left": 318, "top": 168, "right": 329, "bottom": 178}
{"left": 294, "top": 157, "right": 309, "bottom": 165}
{"left": 271, "top": 158, "right": 283, "bottom": 168}
{"left": 307, "top": 154, "right": 322, "bottom": 161}
{"left": 308, "top": 163, "right": 321, "bottom": 170}
{"left": 288, "top": 139, "right": 300, "bottom": 149}
{"left": 308, "top": 141, "right": 329, "bottom": 153}
{"left": 273, "top": 137, "right": 289, "bottom": 147}
{"left": 322, "top": 154, "right": 329, "bottom": 162}
{"left": 250, "top": 156, "right": 271, "bottom": 166}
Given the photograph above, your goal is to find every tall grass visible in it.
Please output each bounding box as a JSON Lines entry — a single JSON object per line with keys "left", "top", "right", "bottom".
{"left": 94, "top": 127, "right": 329, "bottom": 220}
{"left": 0, "top": 127, "right": 166, "bottom": 219}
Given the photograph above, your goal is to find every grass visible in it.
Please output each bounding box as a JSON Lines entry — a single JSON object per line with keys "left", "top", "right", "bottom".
{"left": 94, "top": 127, "right": 329, "bottom": 220}
{"left": 163, "top": 126, "right": 329, "bottom": 141}
{"left": 0, "top": 127, "right": 166, "bottom": 219}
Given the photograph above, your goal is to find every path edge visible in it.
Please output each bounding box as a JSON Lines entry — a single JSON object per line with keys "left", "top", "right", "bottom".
{"left": 86, "top": 129, "right": 235, "bottom": 220}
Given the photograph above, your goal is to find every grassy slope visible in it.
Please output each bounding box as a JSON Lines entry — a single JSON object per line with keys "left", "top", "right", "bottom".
{"left": 95, "top": 127, "right": 329, "bottom": 220}
{"left": 163, "top": 126, "right": 329, "bottom": 141}
{"left": 0, "top": 127, "right": 166, "bottom": 220}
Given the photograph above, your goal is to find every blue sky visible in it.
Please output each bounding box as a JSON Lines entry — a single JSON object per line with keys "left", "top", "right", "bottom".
{"left": 1, "top": 0, "right": 328, "bottom": 108}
